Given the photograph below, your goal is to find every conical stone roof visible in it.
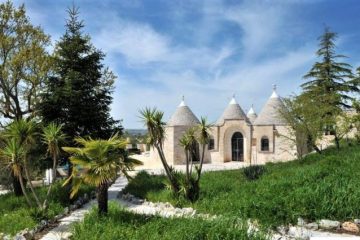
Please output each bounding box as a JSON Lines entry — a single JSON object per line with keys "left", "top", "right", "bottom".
{"left": 246, "top": 105, "right": 257, "bottom": 124}
{"left": 253, "top": 86, "right": 286, "bottom": 126}
{"left": 217, "top": 97, "right": 247, "bottom": 125}
{"left": 167, "top": 98, "right": 200, "bottom": 126}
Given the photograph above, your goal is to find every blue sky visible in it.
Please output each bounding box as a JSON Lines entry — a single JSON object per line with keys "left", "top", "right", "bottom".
{"left": 13, "top": 0, "right": 360, "bottom": 128}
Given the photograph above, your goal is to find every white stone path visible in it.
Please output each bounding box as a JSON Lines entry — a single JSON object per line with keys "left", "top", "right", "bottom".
{"left": 40, "top": 177, "right": 128, "bottom": 240}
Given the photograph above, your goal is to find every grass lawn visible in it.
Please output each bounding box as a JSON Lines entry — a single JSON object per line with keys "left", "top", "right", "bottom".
{"left": 72, "top": 202, "right": 267, "bottom": 240}
{"left": 124, "top": 143, "right": 360, "bottom": 228}
{"left": 0, "top": 181, "right": 93, "bottom": 236}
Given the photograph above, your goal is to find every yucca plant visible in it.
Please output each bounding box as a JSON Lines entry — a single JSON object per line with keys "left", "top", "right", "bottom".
{"left": 179, "top": 118, "right": 212, "bottom": 201}
{"left": 0, "top": 138, "right": 32, "bottom": 206}
{"left": 62, "top": 134, "right": 141, "bottom": 215}
{"left": 5, "top": 119, "right": 42, "bottom": 208}
{"left": 139, "top": 107, "right": 180, "bottom": 193}
{"left": 41, "top": 122, "right": 67, "bottom": 209}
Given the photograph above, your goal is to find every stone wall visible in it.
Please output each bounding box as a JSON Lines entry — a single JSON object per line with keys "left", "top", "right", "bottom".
{"left": 252, "top": 125, "right": 296, "bottom": 164}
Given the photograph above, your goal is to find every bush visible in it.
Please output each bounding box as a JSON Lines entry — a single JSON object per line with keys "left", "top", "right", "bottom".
{"left": 243, "top": 165, "right": 266, "bottom": 180}
{"left": 0, "top": 180, "right": 94, "bottom": 235}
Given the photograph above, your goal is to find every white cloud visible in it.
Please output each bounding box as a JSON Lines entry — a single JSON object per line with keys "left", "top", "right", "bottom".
{"left": 96, "top": 21, "right": 171, "bottom": 64}
{"left": 104, "top": 0, "right": 320, "bottom": 128}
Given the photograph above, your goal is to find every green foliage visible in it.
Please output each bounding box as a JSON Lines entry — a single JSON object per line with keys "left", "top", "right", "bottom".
{"left": 62, "top": 134, "right": 141, "bottom": 215}
{"left": 125, "top": 144, "right": 360, "bottom": 228}
{"left": 280, "top": 95, "right": 325, "bottom": 155}
{"left": 301, "top": 28, "right": 359, "bottom": 149}
{"left": 302, "top": 28, "right": 357, "bottom": 109}
{"left": 38, "top": 6, "right": 121, "bottom": 140}
{"left": 72, "top": 202, "right": 267, "bottom": 240}
{"left": 0, "top": 181, "right": 94, "bottom": 235}
{"left": 0, "top": 1, "right": 52, "bottom": 120}
{"left": 139, "top": 107, "right": 180, "bottom": 193}
{"left": 62, "top": 135, "right": 130, "bottom": 198}
{"left": 243, "top": 165, "right": 266, "bottom": 181}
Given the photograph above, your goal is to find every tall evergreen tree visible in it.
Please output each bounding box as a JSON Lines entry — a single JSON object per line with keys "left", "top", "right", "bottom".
{"left": 302, "top": 28, "right": 359, "bottom": 149}
{"left": 38, "top": 6, "right": 121, "bottom": 141}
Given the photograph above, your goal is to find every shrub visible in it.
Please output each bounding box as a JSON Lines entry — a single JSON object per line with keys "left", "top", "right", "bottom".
{"left": 0, "top": 180, "right": 94, "bottom": 235}
{"left": 243, "top": 165, "right": 266, "bottom": 180}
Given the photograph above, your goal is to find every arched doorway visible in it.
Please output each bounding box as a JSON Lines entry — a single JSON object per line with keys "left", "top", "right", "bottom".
{"left": 231, "top": 132, "right": 244, "bottom": 161}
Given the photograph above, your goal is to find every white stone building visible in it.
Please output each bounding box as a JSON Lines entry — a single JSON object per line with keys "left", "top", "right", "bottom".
{"left": 146, "top": 86, "right": 299, "bottom": 166}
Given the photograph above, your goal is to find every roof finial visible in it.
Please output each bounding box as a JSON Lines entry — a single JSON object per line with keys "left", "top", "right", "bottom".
{"left": 271, "top": 84, "right": 279, "bottom": 98}
{"left": 247, "top": 104, "right": 256, "bottom": 115}
{"left": 229, "top": 94, "right": 237, "bottom": 104}
{"left": 179, "top": 95, "right": 186, "bottom": 107}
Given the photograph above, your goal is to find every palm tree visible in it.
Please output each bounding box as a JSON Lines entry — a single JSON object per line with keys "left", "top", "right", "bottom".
{"left": 179, "top": 118, "right": 212, "bottom": 201}
{"left": 5, "top": 119, "right": 42, "bottom": 208}
{"left": 41, "top": 122, "right": 66, "bottom": 209}
{"left": 139, "top": 107, "right": 180, "bottom": 193}
{"left": 0, "top": 138, "right": 32, "bottom": 206}
{"left": 196, "top": 117, "right": 212, "bottom": 181}
{"left": 62, "top": 134, "right": 141, "bottom": 215}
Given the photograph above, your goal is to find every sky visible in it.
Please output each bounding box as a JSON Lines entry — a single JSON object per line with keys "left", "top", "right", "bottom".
{"left": 12, "top": 0, "right": 360, "bottom": 128}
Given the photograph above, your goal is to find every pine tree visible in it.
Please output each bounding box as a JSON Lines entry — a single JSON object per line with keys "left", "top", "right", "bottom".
{"left": 302, "top": 27, "right": 359, "bottom": 149}
{"left": 38, "top": 6, "right": 122, "bottom": 141}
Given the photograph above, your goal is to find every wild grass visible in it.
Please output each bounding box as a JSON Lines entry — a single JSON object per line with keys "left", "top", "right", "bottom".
{"left": 124, "top": 143, "right": 360, "bottom": 227}
{"left": 72, "top": 202, "right": 267, "bottom": 240}
{"left": 0, "top": 181, "right": 94, "bottom": 235}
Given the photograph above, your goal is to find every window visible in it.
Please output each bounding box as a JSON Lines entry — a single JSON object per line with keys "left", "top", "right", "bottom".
{"left": 261, "top": 137, "right": 269, "bottom": 151}
{"left": 208, "top": 138, "right": 215, "bottom": 150}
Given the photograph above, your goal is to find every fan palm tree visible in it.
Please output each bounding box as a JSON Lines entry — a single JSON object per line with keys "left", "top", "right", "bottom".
{"left": 139, "top": 107, "right": 180, "bottom": 193}
{"left": 5, "top": 119, "right": 42, "bottom": 208}
{"left": 41, "top": 122, "right": 67, "bottom": 209}
{"left": 62, "top": 134, "right": 141, "bottom": 215}
{"left": 0, "top": 138, "right": 32, "bottom": 206}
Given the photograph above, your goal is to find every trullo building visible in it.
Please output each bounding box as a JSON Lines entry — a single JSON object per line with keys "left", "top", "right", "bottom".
{"left": 147, "top": 86, "right": 298, "bottom": 165}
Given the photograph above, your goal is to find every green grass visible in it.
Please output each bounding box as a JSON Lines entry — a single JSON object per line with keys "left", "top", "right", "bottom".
{"left": 72, "top": 202, "right": 267, "bottom": 240}
{"left": 0, "top": 181, "right": 94, "bottom": 235}
{"left": 124, "top": 143, "right": 360, "bottom": 228}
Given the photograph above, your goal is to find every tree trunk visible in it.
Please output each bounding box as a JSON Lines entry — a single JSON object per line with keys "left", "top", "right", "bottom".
{"left": 156, "top": 145, "right": 179, "bottom": 193}
{"left": 66, "top": 157, "right": 74, "bottom": 204}
{"left": 196, "top": 144, "right": 206, "bottom": 183}
{"left": 23, "top": 155, "right": 42, "bottom": 208}
{"left": 334, "top": 132, "right": 340, "bottom": 150}
{"left": 18, "top": 173, "right": 32, "bottom": 207}
{"left": 12, "top": 172, "right": 23, "bottom": 196}
{"left": 43, "top": 154, "right": 57, "bottom": 209}
{"left": 97, "top": 182, "right": 108, "bottom": 215}
{"left": 312, "top": 144, "right": 322, "bottom": 154}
